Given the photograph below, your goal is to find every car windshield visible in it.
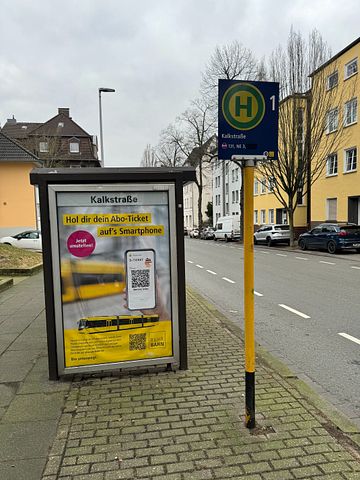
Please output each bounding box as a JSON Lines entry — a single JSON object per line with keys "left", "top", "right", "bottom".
{"left": 274, "top": 226, "right": 289, "bottom": 231}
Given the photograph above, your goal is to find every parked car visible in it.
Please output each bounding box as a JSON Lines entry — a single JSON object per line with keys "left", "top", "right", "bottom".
{"left": 214, "top": 216, "right": 241, "bottom": 242}
{"left": 200, "top": 227, "right": 215, "bottom": 240}
{"left": 184, "top": 227, "right": 188, "bottom": 236}
{"left": 254, "top": 224, "right": 290, "bottom": 246}
{"left": 189, "top": 228, "right": 199, "bottom": 238}
{"left": 0, "top": 230, "right": 42, "bottom": 251}
{"left": 298, "top": 223, "right": 360, "bottom": 254}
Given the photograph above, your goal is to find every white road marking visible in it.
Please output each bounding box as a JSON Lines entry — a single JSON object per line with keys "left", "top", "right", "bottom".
{"left": 319, "top": 261, "right": 335, "bottom": 265}
{"left": 229, "top": 309, "right": 238, "bottom": 313}
{"left": 196, "top": 264, "right": 204, "bottom": 269}
{"left": 260, "top": 251, "right": 270, "bottom": 254}
{"left": 296, "top": 257, "right": 308, "bottom": 261}
{"left": 338, "top": 332, "right": 360, "bottom": 346}
{"left": 222, "top": 277, "right": 235, "bottom": 284}
{"left": 187, "top": 260, "right": 194, "bottom": 264}
{"left": 276, "top": 253, "right": 287, "bottom": 257}
{"left": 254, "top": 291, "right": 263, "bottom": 297}
{"left": 230, "top": 246, "right": 235, "bottom": 249}
{"left": 351, "top": 266, "right": 360, "bottom": 270}
{"left": 279, "top": 304, "right": 311, "bottom": 319}
{"left": 206, "top": 269, "right": 217, "bottom": 275}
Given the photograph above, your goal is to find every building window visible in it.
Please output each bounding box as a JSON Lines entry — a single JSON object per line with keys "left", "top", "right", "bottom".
{"left": 326, "top": 153, "right": 338, "bottom": 176}
{"left": 39, "top": 141, "right": 48, "bottom": 153}
{"left": 297, "top": 188, "right": 304, "bottom": 205}
{"left": 232, "top": 191, "right": 235, "bottom": 203}
{"left": 225, "top": 203, "right": 229, "bottom": 214}
{"left": 268, "top": 176, "right": 275, "bottom": 192}
{"left": 327, "top": 71, "right": 338, "bottom": 90}
{"left": 235, "top": 168, "right": 239, "bottom": 181}
{"left": 225, "top": 183, "right": 229, "bottom": 195}
{"left": 260, "top": 210, "right": 266, "bottom": 224}
{"left": 269, "top": 209, "right": 274, "bottom": 224}
{"left": 260, "top": 178, "right": 266, "bottom": 194}
{"left": 326, "top": 198, "right": 337, "bottom": 221}
{"left": 254, "top": 210, "right": 258, "bottom": 224}
{"left": 70, "top": 141, "right": 80, "bottom": 153}
{"left": 58, "top": 122, "right": 64, "bottom": 128}
{"left": 326, "top": 108, "right": 338, "bottom": 133}
{"left": 345, "top": 58, "right": 358, "bottom": 79}
{"left": 254, "top": 179, "right": 259, "bottom": 195}
{"left": 344, "top": 98, "right": 357, "bottom": 126}
{"left": 232, "top": 170, "right": 235, "bottom": 182}
{"left": 344, "top": 147, "right": 357, "bottom": 172}
{"left": 235, "top": 190, "right": 239, "bottom": 203}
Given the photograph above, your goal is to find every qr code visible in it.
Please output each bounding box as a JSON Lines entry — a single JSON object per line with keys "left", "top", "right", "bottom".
{"left": 129, "top": 333, "right": 146, "bottom": 351}
{"left": 131, "top": 269, "right": 150, "bottom": 289}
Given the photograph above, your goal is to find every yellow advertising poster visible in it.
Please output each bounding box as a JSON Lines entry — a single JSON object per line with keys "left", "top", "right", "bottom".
{"left": 56, "top": 190, "right": 173, "bottom": 368}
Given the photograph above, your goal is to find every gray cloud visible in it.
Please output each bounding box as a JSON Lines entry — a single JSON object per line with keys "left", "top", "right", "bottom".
{"left": 1, "top": 0, "right": 359, "bottom": 166}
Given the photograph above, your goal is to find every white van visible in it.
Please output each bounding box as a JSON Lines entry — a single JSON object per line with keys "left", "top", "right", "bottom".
{"left": 214, "top": 216, "right": 241, "bottom": 242}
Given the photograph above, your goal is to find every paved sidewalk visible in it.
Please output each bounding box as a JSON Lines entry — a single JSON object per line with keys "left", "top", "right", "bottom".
{"left": 0, "top": 274, "right": 359, "bottom": 479}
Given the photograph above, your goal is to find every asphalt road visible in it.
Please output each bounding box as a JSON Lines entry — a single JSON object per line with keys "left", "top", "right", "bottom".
{"left": 185, "top": 237, "right": 360, "bottom": 428}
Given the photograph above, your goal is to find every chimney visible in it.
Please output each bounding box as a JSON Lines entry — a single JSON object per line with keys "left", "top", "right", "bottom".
{"left": 7, "top": 115, "right": 17, "bottom": 125}
{"left": 58, "top": 108, "right": 70, "bottom": 117}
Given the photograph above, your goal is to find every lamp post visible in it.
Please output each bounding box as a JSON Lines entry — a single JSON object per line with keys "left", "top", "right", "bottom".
{"left": 98, "top": 87, "right": 115, "bottom": 167}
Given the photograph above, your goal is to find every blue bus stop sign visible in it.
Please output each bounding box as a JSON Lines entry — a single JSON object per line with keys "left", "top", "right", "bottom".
{"left": 218, "top": 79, "right": 279, "bottom": 160}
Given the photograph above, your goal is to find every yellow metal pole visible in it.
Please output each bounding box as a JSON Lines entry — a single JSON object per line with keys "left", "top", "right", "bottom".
{"left": 243, "top": 161, "right": 255, "bottom": 428}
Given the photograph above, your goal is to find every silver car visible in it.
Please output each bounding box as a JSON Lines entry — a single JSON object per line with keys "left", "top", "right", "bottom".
{"left": 254, "top": 224, "right": 290, "bottom": 247}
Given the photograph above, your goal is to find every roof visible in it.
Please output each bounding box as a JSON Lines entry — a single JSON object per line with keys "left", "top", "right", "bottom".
{"left": 30, "top": 112, "right": 91, "bottom": 137}
{"left": 310, "top": 37, "right": 360, "bottom": 77}
{"left": 1, "top": 122, "right": 42, "bottom": 139}
{"left": 0, "top": 131, "right": 41, "bottom": 164}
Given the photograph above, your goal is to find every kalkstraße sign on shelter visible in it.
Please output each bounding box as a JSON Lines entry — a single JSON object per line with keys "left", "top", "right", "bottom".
{"left": 218, "top": 79, "right": 279, "bottom": 160}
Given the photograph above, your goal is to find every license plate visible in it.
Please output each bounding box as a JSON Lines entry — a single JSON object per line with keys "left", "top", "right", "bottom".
{"left": 353, "top": 243, "right": 360, "bottom": 247}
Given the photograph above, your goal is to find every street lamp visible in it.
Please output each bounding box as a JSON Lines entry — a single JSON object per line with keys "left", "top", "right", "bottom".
{"left": 98, "top": 87, "right": 115, "bottom": 167}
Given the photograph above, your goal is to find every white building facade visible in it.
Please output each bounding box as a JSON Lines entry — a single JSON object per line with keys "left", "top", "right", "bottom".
{"left": 212, "top": 159, "right": 242, "bottom": 226}
{"left": 183, "top": 161, "right": 213, "bottom": 230}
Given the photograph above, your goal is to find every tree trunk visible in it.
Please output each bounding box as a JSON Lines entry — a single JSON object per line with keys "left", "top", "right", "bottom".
{"left": 198, "top": 186, "right": 203, "bottom": 229}
{"left": 288, "top": 207, "right": 295, "bottom": 247}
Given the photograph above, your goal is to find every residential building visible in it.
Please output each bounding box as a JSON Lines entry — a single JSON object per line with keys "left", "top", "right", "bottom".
{"left": 2, "top": 108, "right": 100, "bottom": 168}
{"left": 0, "top": 132, "right": 42, "bottom": 235}
{"left": 183, "top": 135, "right": 216, "bottom": 230}
{"left": 310, "top": 37, "right": 360, "bottom": 225}
{"left": 212, "top": 159, "right": 241, "bottom": 225}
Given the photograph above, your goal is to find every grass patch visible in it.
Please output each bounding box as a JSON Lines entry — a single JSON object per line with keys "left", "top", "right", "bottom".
{"left": 0, "top": 244, "right": 43, "bottom": 269}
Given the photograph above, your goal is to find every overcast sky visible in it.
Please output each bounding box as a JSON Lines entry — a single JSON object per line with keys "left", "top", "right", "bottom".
{"left": 1, "top": 0, "right": 359, "bottom": 167}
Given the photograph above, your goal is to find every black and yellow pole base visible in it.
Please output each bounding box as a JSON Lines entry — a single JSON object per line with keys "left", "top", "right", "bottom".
{"left": 243, "top": 161, "right": 256, "bottom": 429}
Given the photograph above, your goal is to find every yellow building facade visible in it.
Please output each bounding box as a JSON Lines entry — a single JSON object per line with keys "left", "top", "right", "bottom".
{"left": 311, "top": 38, "right": 359, "bottom": 225}
{"left": 254, "top": 37, "right": 360, "bottom": 231}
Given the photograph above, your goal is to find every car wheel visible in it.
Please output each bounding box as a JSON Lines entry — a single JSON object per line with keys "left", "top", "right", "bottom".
{"left": 266, "top": 237, "right": 272, "bottom": 247}
{"left": 356, "top": 248, "right": 360, "bottom": 253}
{"left": 254, "top": 236, "right": 258, "bottom": 245}
{"left": 214, "top": 236, "right": 217, "bottom": 241}
{"left": 327, "top": 240, "right": 337, "bottom": 254}
{"left": 298, "top": 239, "right": 307, "bottom": 250}
{"left": 3, "top": 242, "right": 12, "bottom": 246}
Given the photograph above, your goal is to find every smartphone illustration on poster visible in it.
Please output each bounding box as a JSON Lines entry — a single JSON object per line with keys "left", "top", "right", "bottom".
{"left": 125, "top": 249, "right": 156, "bottom": 310}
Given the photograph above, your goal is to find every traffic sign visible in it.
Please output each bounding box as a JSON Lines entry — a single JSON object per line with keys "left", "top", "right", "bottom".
{"left": 218, "top": 79, "right": 279, "bottom": 160}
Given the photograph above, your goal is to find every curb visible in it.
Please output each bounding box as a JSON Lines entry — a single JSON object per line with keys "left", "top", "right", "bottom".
{"left": 0, "top": 263, "right": 43, "bottom": 276}
{"left": 187, "top": 286, "right": 360, "bottom": 449}
{"left": 0, "top": 277, "right": 14, "bottom": 292}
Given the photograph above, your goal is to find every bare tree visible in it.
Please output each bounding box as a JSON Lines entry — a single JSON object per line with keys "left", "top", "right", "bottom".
{"left": 258, "top": 28, "right": 352, "bottom": 245}
{"left": 154, "top": 127, "right": 185, "bottom": 167}
{"left": 168, "top": 98, "right": 217, "bottom": 228}
{"left": 201, "top": 40, "right": 260, "bottom": 239}
{"left": 140, "top": 144, "right": 158, "bottom": 167}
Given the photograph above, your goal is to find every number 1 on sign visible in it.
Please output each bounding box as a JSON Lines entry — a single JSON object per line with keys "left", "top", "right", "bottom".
{"left": 270, "top": 95, "right": 276, "bottom": 111}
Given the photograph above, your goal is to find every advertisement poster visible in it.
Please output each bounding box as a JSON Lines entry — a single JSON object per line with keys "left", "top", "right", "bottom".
{"left": 56, "top": 189, "right": 173, "bottom": 368}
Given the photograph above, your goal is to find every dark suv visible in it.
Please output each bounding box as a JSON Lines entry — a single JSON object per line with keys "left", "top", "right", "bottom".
{"left": 298, "top": 223, "right": 360, "bottom": 254}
